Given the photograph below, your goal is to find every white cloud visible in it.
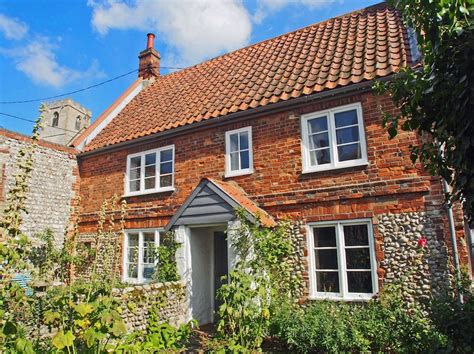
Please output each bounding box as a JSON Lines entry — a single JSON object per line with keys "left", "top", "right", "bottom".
{"left": 0, "top": 13, "right": 29, "bottom": 40}
{"left": 253, "top": 0, "right": 336, "bottom": 24}
{"left": 1, "top": 37, "right": 104, "bottom": 88}
{"left": 88, "top": 0, "right": 252, "bottom": 65}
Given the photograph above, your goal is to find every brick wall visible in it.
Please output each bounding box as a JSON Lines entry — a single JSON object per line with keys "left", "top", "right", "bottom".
{"left": 0, "top": 129, "right": 78, "bottom": 247}
{"left": 76, "top": 91, "right": 468, "bottom": 297}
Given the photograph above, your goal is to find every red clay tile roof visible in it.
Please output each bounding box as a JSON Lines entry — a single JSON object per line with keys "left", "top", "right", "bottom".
{"left": 209, "top": 178, "right": 277, "bottom": 227}
{"left": 85, "top": 2, "right": 412, "bottom": 152}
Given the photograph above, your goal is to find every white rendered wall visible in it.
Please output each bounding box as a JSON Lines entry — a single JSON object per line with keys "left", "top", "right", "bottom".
{"left": 189, "top": 228, "right": 213, "bottom": 325}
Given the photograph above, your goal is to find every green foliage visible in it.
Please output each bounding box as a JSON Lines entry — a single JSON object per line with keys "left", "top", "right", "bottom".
{"left": 270, "top": 285, "right": 448, "bottom": 353}
{"left": 153, "top": 232, "right": 181, "bottom": 283}
{"left": 374, "top": 0, "right": 474, "bottom": 225}
{"left": 432, "top": 270, "right": 474, "bottom": 352}
{"left": 215, "top": 210, "right": 300, "bottom": 350}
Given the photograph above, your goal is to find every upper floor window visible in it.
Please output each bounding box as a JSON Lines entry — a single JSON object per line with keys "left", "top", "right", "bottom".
{"left": 307, "top": 220, "right": 378, "bottom": 300}
{"left": 52, "top": 112, "right": 59, "bottom": 127}
{"left": 225, "top": 126, "right": 253, "bottom": 177}
{"left": 125, "top": 145, "right": 174, "bottom": 196}
{"left": 123, "top": 229, "right": 160, "bottom": 284}
{"left": 75, "top": 116, "right": 81, "bottom": 130}
{"left": 301, "top": 103, "right": 367, "bottom": 173}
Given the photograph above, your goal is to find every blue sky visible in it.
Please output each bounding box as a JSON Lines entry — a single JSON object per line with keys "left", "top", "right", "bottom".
{"left": 0, "top": 0, "right": 379, "bottom": 136}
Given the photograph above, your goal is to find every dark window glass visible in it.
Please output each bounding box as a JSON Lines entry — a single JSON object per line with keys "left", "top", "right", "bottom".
{"left": 336, "top": 126, "right": 359, "bottom": 144}
{"left": 316, "top": 272, "right": 339, "bottom": 293}
{"left": 308, "top": 116, "right": 328, "bottom": 133}
{"left": 230, "top": 133, "right": 239, "bottom": 152}
{"left": 160, "top": 149, "right": 173, "bottom": 162}
{"left": 347, "top": 271, "right": 373, "bottom": 293}
{"left": 337, "top": 143, "right": 361, "bottom": 161}
{"left": 345, "top": 248, "right": 371, "bottom": 269}
{"left": 240, "top": 131, "right": 249, "bottom": 150}
{"left": 310, "top": 149, "right": 331, "bottom": 165}
{"left": 240, "top": 150, "right": 249, "bottom": 169}
{"left": 160, "top": 162, "right": 173, "bottom": 174}
{"left": 52, "top": 112, "right": 59, "bottom": 127}
{"left": 310, "top": 132, "right": 330, "bottom": 149}
{"left": 315, "top": 249, "right": 338, "bottom": 269}
{"left": 344, "top": 225, "right": 369, "bottom": 246}
{"left": 160, "top": 175, "right": 172, "bottom": 187}
{"left": 334, "top": 109, "right": 358, "bottom": 128}
{"left": 314, "top": 227, "right": 336, "bottom": 247}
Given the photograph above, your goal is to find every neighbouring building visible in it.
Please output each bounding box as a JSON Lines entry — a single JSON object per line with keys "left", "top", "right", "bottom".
{"left": 0, "top": 129, "right": 78, "bottom": 247}
{"left": 40, "top": 99, "right": 91, "bottom": 146}
{"left": 70, "top": 3, "right": 472, "bottom": 325}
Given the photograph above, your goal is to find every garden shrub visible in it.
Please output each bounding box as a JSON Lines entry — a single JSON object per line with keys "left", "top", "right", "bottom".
{"left": 153, "top": 231, "right": 181, "bottom": 283}
{"left": 270, "top": 285, "right": 448, "bottom": 353}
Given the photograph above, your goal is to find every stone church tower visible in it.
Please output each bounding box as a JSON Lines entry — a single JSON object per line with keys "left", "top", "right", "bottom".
{"left": 40, "top": 99, "right": 91, "bottom": 146}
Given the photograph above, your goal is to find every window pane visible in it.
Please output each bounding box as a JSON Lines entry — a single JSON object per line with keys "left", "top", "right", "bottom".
{"left": 143, "top": 265, "right": 155, "bottom": 280}
{"left": 344, "top": 225, "right": 369, "bottom": 246}
{"left": 337, "top": 143, "right": 361, "bottom": 161}
{"left": 335, "top": 109, "right": 358, "bottom": 128}
{"left": 127, "top": 234, "right": 138, "bottom": 262}
{"left": 310, "top": 149, "right": 331, "bottom": 166}
{"left": 160, "top": 175, "right": 172, "bottom": 187}
{"left": 230, "top": 152, "right": 239, "bottom": 170}
{"left": 145, "top": 165, "right": 155, "bottom": 178}
{"left": 160, "top": 149, "right": 173, "bottom": 162}
{"left": 336, "top": 126, "right": 359, "bottom": 145}
{"left": 145, "top": 153, "right": 156, "bottom": 165}
{"left": 130, "top": 156, "right": 141, "bottom": 169}
{"left": 129, "top": 179, "right": 140, "bottom": 192}
{"left": 315, "top": 249, "right": 338, "bottom": 269}
{"left": 142, "top": 233, "right": 155, "bottom": 264}
{"left": 239, "top": 132, "right": 249, "bottom": 150}
{"left": 144, "top": 177, "right": 155, "bottom": 190}
{"left": 240, "top": 151, "right": 249, "bottom": 169}
{"left": 314, "top": 227, "right": 336, "bottom": 247}
{"left": 308, "top": 116, "right": 328, "bottom": 133}
{"left": 345, "top": 248, "right": 371, "bottom": 269}
{"left": 316, "top": 272, "right": 339, "bottom": 293}
{"left": 310, "top": 132, "right": 329, "bottom": 149}
{"left": 347, "top": 271, "right": 373, "bottom": 293}
{"left": 160, "top": 162, "right": 173, "bottom": 174}
{"left": 129, "top": 168, "right": 140, "bottom": 180}
{"left": 128, "top": 263, "right": 138, "bottom": 279}
{"left": 230, "top": 133, "right": 239, "bottom": 152}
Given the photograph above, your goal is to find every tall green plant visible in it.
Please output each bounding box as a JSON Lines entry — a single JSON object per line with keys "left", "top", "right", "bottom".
{"left": 215, "top": 210, "right": 300, "bottom": 350}
{"left": 153, "top": 231, "right": 181, "bottom": 283}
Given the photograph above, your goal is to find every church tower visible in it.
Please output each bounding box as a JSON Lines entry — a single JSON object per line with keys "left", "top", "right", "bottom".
{"left": 40, "top": 99, "right": 91, "bottom": 146}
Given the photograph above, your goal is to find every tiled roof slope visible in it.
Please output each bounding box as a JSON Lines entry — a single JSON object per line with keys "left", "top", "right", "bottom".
{"left": 85, "top": 3, "right": 412, "bottom": 152}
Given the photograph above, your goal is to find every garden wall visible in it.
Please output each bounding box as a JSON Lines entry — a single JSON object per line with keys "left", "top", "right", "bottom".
{"left": 112, "top": 281, "right": 188, "bottom": 332}
{"left": 0, "top": 129, "right": 78, "bottom": 247}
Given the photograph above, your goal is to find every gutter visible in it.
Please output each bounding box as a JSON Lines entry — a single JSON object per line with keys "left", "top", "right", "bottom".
{"left": 77, "top": 76, "right": 394, "bottom": 158}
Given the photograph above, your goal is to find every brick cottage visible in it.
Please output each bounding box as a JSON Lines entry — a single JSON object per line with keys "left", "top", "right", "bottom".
{"left": 70, "top": 3, "right": 471, "bottom": 325}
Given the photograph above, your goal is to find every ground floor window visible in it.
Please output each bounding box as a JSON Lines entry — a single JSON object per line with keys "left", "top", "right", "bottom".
{"left": 307, "top": 219, "right": 378, "bottom": 300}
{"left": 123, "top": 229, "right": 160, "bottom": 284}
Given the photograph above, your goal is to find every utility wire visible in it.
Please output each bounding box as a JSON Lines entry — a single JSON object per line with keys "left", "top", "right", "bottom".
{"left": 0, "top": 112, "right": 79, "bottom": 134}
{"left": 0, "top": 65, "right": 184, "bottom": 105}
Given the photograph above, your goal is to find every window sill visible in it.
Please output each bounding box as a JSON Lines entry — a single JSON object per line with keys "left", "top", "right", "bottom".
{"left": 224, "top": 169, "right": 254, "bottom": 178}
{"left": 308, "top": 293, "right": 376, "bottom": 302}
{"left": 123, "top": 187, "right": 175, "bottom": 197}
{"left": 302, "top": 161, "right": 368, "bottom": 174}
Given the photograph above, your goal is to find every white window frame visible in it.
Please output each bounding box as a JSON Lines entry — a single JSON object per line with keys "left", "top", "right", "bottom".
{"left": 225, "top": 126, "right": 254, "bottom": 177}
{"left": 125, "top": 145, "right": 175, "bottom": 196}
{"left": 123, "top": 229, "right": 161, "bottom": 284}
{"left": 301, "top": 102, "right": 368, "bottom": 173}
{"left": 306, "top": 219, "right": 378, "bottom": 301}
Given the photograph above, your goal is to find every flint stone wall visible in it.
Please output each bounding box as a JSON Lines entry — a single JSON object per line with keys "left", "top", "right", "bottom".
{"left": 112, "top": 281, "right": 188, "bottom": 332}
{"left": 378, "top": 211, "right": 451, "bottom": 303}
{"left": 0, "top": 131, "right": 77, "bottom": 247}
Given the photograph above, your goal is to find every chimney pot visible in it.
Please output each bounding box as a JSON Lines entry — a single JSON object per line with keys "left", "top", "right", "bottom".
{"left": 146, "top": 33, "right": 155, "bottom": 49}
{"left": 138, "top": 33, "right": 160, "bottom": 79}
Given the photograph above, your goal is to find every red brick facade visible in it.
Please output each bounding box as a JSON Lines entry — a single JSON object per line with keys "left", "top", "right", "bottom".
{"left": 77, "top": 90, "right": 468, "bottom": 293}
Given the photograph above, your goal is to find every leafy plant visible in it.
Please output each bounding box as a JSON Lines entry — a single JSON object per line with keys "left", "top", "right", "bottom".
{"left": 215, "top": 210, "right": 300, "bottom": 350}
{"left": 153, "top": 231, "right": 181, "bottom": 283}
{"left": 374, "top": 0, "right": 474, "bottom": 225}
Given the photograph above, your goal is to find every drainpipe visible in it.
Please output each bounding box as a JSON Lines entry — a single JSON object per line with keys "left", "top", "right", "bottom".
{"left": 442, "top": 179, "right": 463, "bottom": 303}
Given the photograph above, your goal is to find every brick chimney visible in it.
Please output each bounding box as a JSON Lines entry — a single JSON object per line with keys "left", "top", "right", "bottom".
{"left": 138, "top": 33, "right": 160, "bottom": 79}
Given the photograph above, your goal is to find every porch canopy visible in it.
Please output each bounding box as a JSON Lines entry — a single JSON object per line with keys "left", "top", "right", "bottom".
{"left": 165, "top": 178, "right": 275, "bottom": 231}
